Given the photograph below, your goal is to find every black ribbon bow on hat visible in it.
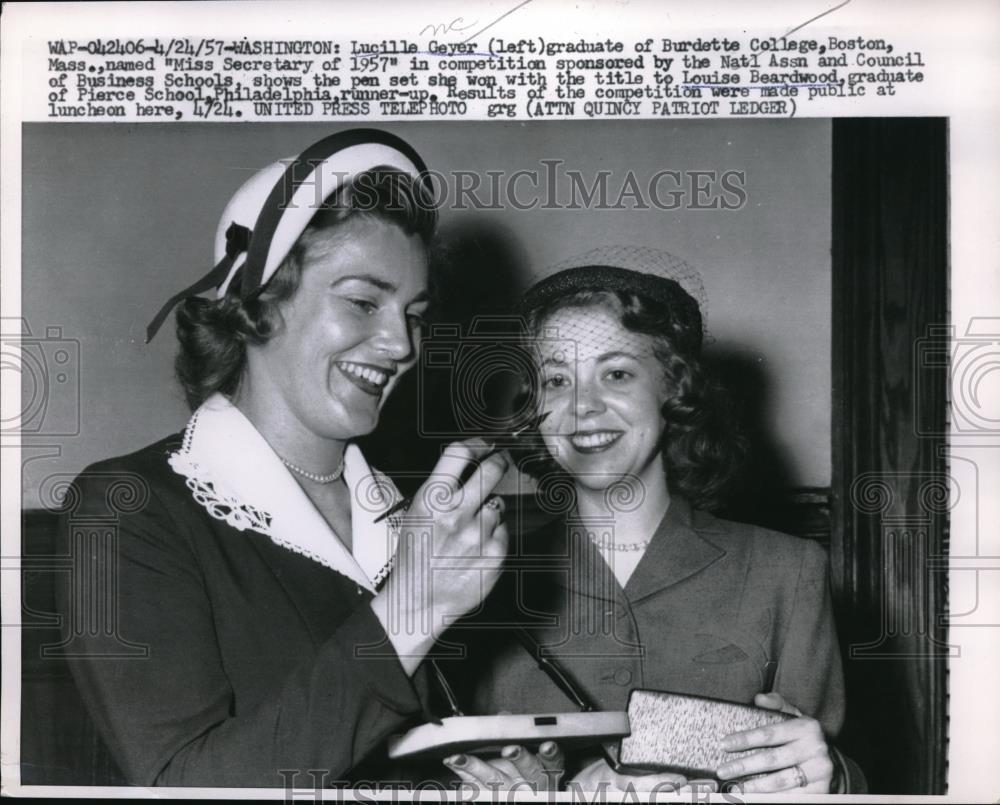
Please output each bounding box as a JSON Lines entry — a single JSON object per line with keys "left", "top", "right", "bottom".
{"left": 144, "top": 129, "right": 430, "bottom": 345}
{"left": 144, "top": 222, "right": 253, "bottom": 343}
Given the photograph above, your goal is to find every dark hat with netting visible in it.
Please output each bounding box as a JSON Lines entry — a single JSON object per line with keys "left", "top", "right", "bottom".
{"left": 521, "top": 245, "right": 708, "bottom": 359}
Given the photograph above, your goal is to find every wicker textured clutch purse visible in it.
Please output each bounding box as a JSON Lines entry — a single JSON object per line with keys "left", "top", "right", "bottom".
{"left": 618, "top": 689, "right": 793, "bottom": 778}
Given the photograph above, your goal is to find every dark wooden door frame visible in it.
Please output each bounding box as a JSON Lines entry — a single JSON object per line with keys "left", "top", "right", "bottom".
{"left": 831, "top": 118, "right": 950, "bottom": 794}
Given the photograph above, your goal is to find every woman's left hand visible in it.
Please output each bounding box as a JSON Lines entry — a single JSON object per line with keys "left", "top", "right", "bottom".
{"left": 715, "top": 692, "right": 835, "bottom": 793}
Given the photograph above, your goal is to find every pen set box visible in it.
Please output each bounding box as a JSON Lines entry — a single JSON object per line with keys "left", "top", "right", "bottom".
{"left": 389, "top": 688, "right": 791, "bottom": 779}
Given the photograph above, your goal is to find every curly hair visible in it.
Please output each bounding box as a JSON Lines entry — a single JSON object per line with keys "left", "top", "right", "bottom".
{"left": 174, "top": 168, "right": 437, "bottom": 410}
{"left": 517, "top": 289, "right": 745, "bottom": 511}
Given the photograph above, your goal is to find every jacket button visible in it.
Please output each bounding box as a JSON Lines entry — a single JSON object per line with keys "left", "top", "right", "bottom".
{"left": 614, "top": 668, "right": 633, "bottom": 686}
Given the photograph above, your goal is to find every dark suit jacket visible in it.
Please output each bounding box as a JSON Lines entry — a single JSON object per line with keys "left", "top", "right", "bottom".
{"left": 444, "top": 496, "right": 847, "bottom": 755}
{"left": 54, "top": 433, "right": 427, "bottom": 788}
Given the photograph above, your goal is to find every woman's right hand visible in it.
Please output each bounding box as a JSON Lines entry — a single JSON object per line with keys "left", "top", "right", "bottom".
{"left": 372, "top": 439, "right": 510, "bottom": 673}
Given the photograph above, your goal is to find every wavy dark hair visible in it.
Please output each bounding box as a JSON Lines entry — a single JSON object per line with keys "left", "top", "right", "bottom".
{"left": 175, "top": 168, "right": 437, "bottom": 410}
{"left": 517, "top": 289, "right": 745, "bottom": 511}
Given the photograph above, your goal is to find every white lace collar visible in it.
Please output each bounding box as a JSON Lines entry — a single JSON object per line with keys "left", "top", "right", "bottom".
{"left": 167, "top": 393, "right": 401, "bottom": 591}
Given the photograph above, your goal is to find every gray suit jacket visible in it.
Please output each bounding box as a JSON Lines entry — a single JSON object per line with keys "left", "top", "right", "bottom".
{"left": 447, "top": 496, "right": 845, "bottom": 739}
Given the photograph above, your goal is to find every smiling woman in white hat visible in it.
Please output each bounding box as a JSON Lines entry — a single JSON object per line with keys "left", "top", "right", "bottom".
{"left": 59, "top": 129, "right": 510, "bottom": 788}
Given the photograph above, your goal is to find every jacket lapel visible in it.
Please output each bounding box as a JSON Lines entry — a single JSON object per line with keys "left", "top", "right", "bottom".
{"left": 624, "top": 497, "right": 726, "bottom": 603}
{"left": 545, "top": 498, "right": 726, "bottom": 605}
{"left": 546, "top": 516, "right": 626, "bottom": 604}
{"left": 241, "top": 523, "right": 361, "bottom": 645}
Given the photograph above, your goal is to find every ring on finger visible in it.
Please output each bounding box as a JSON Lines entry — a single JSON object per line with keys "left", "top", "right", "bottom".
{"left": 484, "top": 495, "right": 505, "bottom": 513}
{"left": 791, "top": 764, "right": 808, "bottom": 788}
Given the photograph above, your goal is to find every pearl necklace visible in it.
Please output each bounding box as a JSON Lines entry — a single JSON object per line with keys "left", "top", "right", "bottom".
{"left": 590, "top": 535, "right": 650, "bottom": 553}
{"left": 280, "top": 454, "right": 346, "bottom": 484}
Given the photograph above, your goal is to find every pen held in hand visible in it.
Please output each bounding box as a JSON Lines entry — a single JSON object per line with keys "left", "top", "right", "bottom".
{"left": 373, "top": 411, "right": 550, "bottom": 524}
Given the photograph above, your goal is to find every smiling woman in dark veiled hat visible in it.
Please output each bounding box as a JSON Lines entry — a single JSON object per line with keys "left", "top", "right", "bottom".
{"left": 57, "top": 130, "right": 512, "bottom": 787}
{"left": 442, "top": 246, "right": 866, "bottom": 794}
